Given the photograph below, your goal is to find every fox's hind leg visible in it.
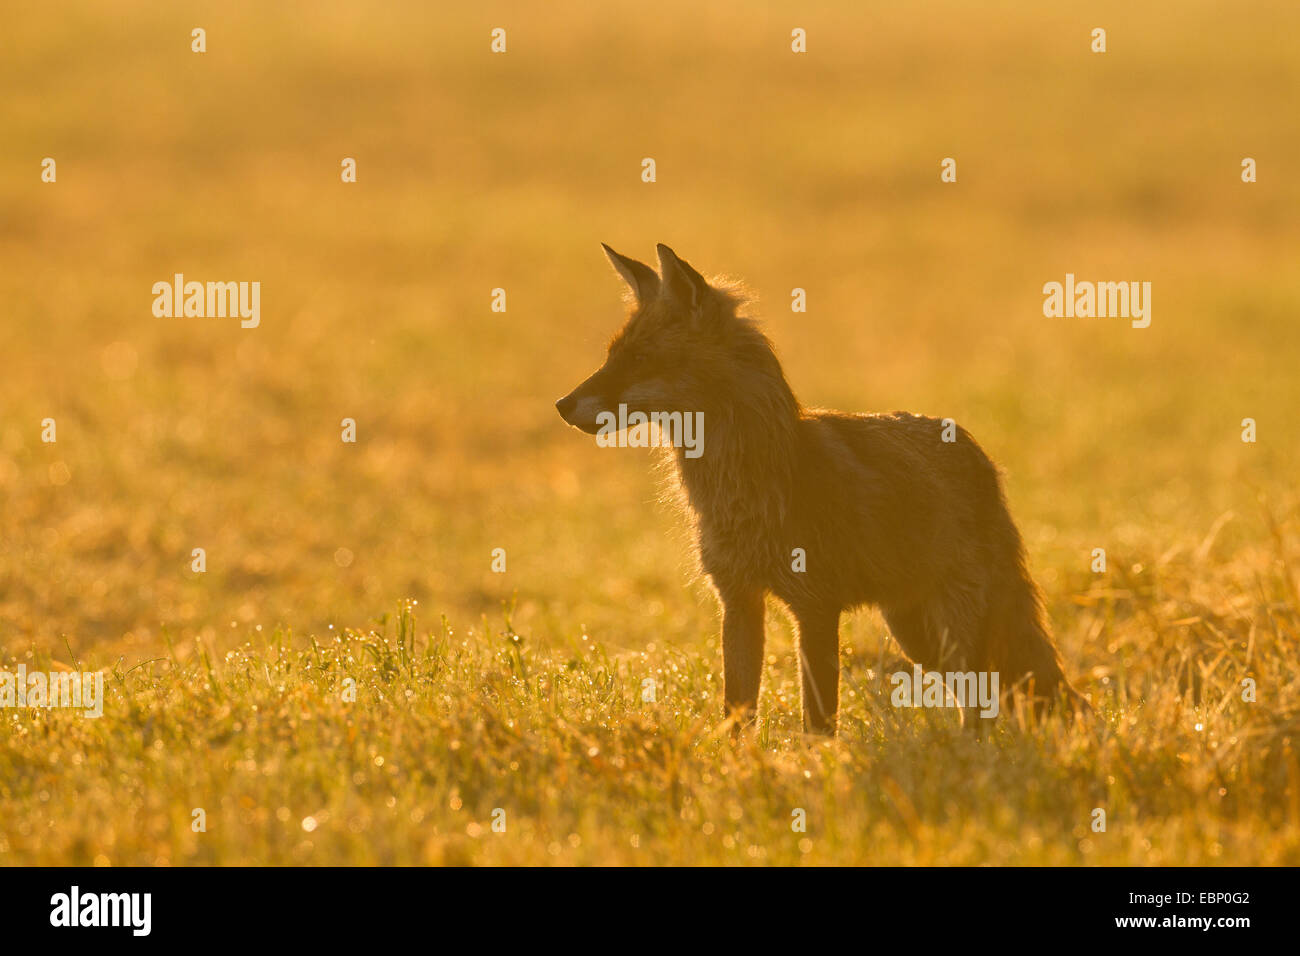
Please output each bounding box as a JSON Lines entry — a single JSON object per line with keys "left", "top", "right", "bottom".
{"left": 882, "top": 600, "right": 975, "bottom": 670}
{"left": 719, "top": 587, "right": 765, "bottom": 729}
{"left": 793, "top": 608, "right": 840, "bottom": 735}
{"left": 883, "top": 596, "right": 984, "bottom": 731}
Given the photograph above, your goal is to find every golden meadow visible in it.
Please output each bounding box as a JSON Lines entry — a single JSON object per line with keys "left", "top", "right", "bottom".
{"left": 1, "top": 1, "right": 1298, "bottom": 864}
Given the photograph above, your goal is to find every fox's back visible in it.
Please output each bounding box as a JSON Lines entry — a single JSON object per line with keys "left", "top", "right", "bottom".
{"left": 771, "top": 410, "right": 1008, "bottom": 612}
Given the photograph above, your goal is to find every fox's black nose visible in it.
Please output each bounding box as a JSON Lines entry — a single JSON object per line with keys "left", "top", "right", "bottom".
{"left": 555, "top": 395, "right": 576, "bottom": 420}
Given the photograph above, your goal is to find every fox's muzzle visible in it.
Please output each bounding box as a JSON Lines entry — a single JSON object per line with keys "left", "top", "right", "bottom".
{"left": 555, "top": 380, "right": 607, "bottom": 435}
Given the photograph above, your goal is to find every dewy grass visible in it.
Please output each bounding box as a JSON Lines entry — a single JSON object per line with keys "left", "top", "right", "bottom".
{"left": 2, "top": 567, "right": 1296, "bottom": 865}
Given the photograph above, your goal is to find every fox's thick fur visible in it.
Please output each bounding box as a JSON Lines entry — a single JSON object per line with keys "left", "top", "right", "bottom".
{"left": 557, "top": 243, "right": 1081, "bottom": 734}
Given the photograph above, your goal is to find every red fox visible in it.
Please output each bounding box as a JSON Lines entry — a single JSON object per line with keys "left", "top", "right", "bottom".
{"left": 557, "top": 244, "right": 1082, "bottom": 734}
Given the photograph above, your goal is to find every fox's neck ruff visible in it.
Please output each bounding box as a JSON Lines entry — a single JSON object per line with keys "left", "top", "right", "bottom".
{"left": 673, "top": 329, "right": 800, "bottom": 538}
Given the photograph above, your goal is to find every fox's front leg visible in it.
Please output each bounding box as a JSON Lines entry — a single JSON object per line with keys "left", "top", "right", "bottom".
{"left": 719, "top": 588, "right": 765, "bottom": 727}
{"left": 794, "top": 609, "right": 840, "bottom": 735}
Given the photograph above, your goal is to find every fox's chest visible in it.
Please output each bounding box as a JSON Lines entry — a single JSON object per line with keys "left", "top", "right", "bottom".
{"left": 693, "top": 511, "right": 787, "bottom": 586}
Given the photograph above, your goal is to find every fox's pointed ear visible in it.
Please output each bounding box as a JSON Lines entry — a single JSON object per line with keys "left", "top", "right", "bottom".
{"left": 602, "top": 243, "right": 659, "bottom": 304}
{"left": 656, "top": 244, "right": 710, "bottom": 311}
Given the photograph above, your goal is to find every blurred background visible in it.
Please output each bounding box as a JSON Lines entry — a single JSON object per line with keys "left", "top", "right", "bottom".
{"left": 2, "top": 0, "right": 1297, "bottom": 665}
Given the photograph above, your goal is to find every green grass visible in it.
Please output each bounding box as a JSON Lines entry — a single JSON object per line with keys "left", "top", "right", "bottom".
{"left": 4, "top": 559, "right": 1299, "bottom": 866}
{"left": 2, "top": 0, "right": 1299, "bottom": 864}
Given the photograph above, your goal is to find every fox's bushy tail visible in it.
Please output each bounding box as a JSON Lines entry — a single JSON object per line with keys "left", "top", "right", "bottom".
{"left": 984, "top": 557, "right": 1074, "bottom": 702}
{"left": 981, "top": 487, "right": 1088, "bottom": 716}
